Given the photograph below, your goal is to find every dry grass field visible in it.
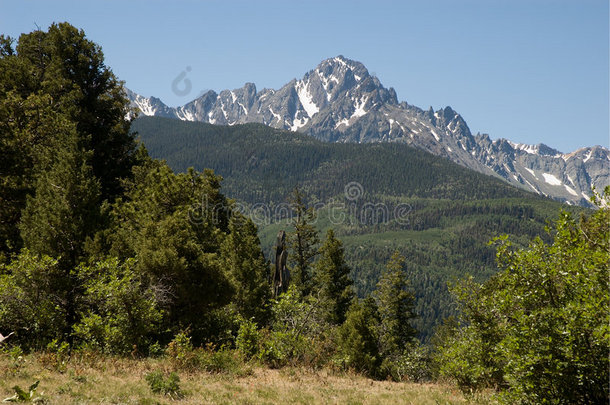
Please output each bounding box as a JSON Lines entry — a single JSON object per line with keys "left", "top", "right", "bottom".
{"left": 0, "top": 351, "right": 495, "bottom": 404}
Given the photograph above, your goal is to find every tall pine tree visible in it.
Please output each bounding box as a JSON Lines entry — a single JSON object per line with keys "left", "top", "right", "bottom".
{"left": 374, "top": 251, "right": 417, "bottom": 357}
{"left": 313, "top": 229, "right": 354, "bottom": 325}
{"left": 287, "top": 188, "right": 319, "bottom": 295}
{"left": 221, "top": 212, "right": 271, "bottom": 324}
{"left": 19, "top": 123, "right": 100, "bottom": 343}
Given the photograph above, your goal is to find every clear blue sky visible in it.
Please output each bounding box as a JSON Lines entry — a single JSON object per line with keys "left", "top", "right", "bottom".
{"left": 2, "top": 0, "right": 608, "bottom": 152}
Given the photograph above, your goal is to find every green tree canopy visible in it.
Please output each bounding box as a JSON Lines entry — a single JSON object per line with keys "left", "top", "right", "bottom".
{"left": 313, "top": 229, "right": 354, "bottom": 325}
{"left": 437, "top": 188, "right": 610, "bottom": 403}
{"left": 0, "top": 22, "right": 136, "bottom": 257}
{"left": 96, "top": 162, "right": 233, "bottom": 340}
{"left": 221, "top": 213, "right": 271, "bottom": 325}
{"left": 374, "top": 251, "right": 417, "bottom": 357}
{"left": 287, "top": 188, "right": 319, "bottom": 295}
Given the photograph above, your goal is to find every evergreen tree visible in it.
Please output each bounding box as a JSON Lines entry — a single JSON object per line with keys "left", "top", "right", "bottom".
{"left": 0, "top": 92, "right": 66, "bottom": 258}
{"left": 20, "top": 128, "right": 100, "bottom": 268}
{"left": 313, "top": 229, "right": 354, "bottom": 325}
{"left": 374, "top": 251, "right": 417, "bottom": 357}
{"left": 221, "top": 213, "right": 271, "bottom": 325}
{"left": 0, "top": 23, "right": 136, "bottom": 258}
{"left": 101, "top": 164, "right": 233, "bottom": 342}
{"left": 12, "top": 22, "right": 136, "bottom": 200}
{"left": 18, "top": 125, "right": 100, "bottom": 343}
{"left": 287, "top": 188, "right": 319, "bottom": 295}
{"left": 337, "top": 297, "right": 381, "bottom": 377}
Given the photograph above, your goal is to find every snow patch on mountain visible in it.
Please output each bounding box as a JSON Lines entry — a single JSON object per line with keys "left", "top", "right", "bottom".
{"left": 296, "top": 80, "right": 319, "bottom": 118}
{"left": 352, "top": 96, "right": 368, "bottom": 118}
{"left": 564, "top": 184, "right": 578, "bottom": 196}
{"left": 542, "top": 173, "right": 562, "bottom": 186}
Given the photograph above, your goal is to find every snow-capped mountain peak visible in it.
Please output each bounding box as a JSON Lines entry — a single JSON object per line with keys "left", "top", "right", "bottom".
{"left": 125, "top": 56, "right": 608, "bottom": 206}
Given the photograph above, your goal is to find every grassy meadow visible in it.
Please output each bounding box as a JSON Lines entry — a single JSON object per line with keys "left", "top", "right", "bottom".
{"left": 0, "top": 351, "right": 494, "bottom": 404}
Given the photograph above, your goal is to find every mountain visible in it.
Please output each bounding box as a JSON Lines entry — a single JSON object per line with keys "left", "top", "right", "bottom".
{"left": 126, "top": 56, "right": 609, "bottom": 206}
{"left": 132, "top": 116, "right": 581, "bottom": 340}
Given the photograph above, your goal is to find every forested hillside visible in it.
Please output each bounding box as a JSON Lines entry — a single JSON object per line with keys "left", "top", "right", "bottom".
{"left": 132, "top": 116, "right": 578, "bottom": 339}
{"left": 133, "top": 117, "right": 538, "bottom": 203}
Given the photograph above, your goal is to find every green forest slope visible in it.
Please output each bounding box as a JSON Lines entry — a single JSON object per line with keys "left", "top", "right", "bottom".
{"left": 132, "top": 116, "right": 580, "bottom": 339}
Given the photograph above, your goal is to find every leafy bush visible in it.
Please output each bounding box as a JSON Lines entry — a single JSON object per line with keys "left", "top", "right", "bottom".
{"left": 257, "top": 286, "right": 333, "bottom": 368}
{"left": 258, "top": 330, "right": 310, "bottom": 368}
{"left": 437, "top": 188, "right": 610, "bottom": 403}
{"left": 74, "top": 258, "right": 163, "bottom": 355}
{"left": 0, "top": 253, "right": 66, "bottom": 349}
{"left": 145, "top": 371, "right": 183, "bottom": 399}
{"left": 199, "top": 346, "right": 249, "bottom": 375}
{"left": 165, "top": 330, "right": 198, "bottom": 371}
{"left": 235, "top": 318, "right": 261, "bottom": 358}
{"left": 382, "top": 343, "right": 432, "bottom": 382}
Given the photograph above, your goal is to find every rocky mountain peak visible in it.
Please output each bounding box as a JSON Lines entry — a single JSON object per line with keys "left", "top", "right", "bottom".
{"left": 125, "top": 56, "right": 608, "bottom": 206}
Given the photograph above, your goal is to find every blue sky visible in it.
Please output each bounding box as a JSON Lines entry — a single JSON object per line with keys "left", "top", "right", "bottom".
{"left": 1, "top": 0, "right": 608, "bottom": 152}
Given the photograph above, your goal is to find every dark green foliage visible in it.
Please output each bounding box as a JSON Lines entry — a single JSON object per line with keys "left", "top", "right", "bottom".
{"left": 8, "top": 23, "right": 136, "bottom": 200}
{"left": 98, "top": 163, "right": 233, "bottom": 341}
{"left": 74, "top": 258, "right": 163, "bottom": 354}
{"left": 374, "top": 252, "right": 416, "bottom": 358}
{"left": 287, "top": 188, "right": 319, "bottom": 295}
{"left": 0, "top": 94, "right": 72, "bottom": 259}
{"left": 313, "top": 229, "right": 354, "bottom": 324}
{"left": 0, "top": 23, "right": 136, "bottom": 258}
{"left": 17, "top": 123, "right": 101, "bottom": 345}
{"left": 145, "top": 371, "right": 183, "bottom": 399}
{"left": 436, "top": 188, "right": 610, "bottom": 403}
{"left": 20, "top": 129, "right": 100, "bottom": 268}
{"left": 221, "top": 214, "right": 271, "bottom": 324}
{"left": 336, "top": 298, "right": 381, "bottom": 377}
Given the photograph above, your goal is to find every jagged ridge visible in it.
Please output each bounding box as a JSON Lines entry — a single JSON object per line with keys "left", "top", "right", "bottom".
{"left": 126, "top": 56, "right": 609, "bottom": 206}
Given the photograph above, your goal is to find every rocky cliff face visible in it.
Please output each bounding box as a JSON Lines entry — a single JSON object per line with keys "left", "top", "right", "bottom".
{"left": 127, "top": 56, "right": 609, "bottom": 206}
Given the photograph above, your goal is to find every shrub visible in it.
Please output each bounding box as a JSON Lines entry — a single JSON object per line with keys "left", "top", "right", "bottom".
{"left": 0, "top": 253, "right": 66, "bottom": 349}
{"left": 258, "top": 330, "right": 310, "bottom": 368}
{"left": 74, "top": 258, "right": 163, "bottom": 354}
{"left": 382, "top": 343, "right": 432, "bottom": 382}
{"left": 145, "top": 371, "right": 183, "bottom": 399}
{"left": 199, "top": 345, "right": 249, "bottom": 375}
{"left": 165, "top": 330, "right": 198, "bottom": 371}
{"left": 437, "top": 188, "right": 610, "bottom": 403}
{"left": 235, "top": 318, "right": 261, "bottom": 358}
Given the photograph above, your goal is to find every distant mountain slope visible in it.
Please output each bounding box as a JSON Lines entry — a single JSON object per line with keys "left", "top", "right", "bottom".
{"left": 126, "top": 56, "right": 608, "bottom": 206}
{"left": 132, "top": 117, "right": 539, "bottom": 205}
{"left": 132, "top": 116, "right": 579, "bottom": 340}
